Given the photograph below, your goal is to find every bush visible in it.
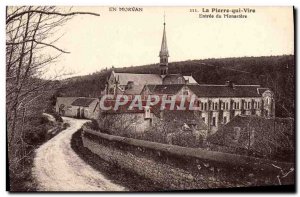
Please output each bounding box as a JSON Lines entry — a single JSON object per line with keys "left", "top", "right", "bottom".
{"left": 63, "top": 122, "right": 70, "bottom": 129}
{"left": 84, "top": 119, "right": 100, "bottom": 131}
{"left": 51, "top": 111, "right": 63, "bottom": 122}
{"left": 40, "top": 115, "right": 50, "bottom": 124}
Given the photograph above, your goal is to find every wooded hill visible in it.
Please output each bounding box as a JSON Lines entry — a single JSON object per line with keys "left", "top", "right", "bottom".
{"left": 57, "top": 55, "right": 295, "bottom": 118}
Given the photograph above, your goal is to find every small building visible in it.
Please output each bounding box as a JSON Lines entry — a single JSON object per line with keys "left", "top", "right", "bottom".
{"left": 56, "top": 97, "right": 99, "bottom": 119}
{"left": 55, "top": 97, "right": 78, "bottom": 117}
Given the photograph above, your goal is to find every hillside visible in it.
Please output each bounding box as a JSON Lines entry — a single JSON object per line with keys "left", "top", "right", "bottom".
{"left": 57, "top": 55, "right": 295, "bottom": 118}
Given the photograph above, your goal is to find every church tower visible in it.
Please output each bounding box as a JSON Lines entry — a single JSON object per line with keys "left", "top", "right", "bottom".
{"left": 159, "top": 15, "right": 169, "bottom": 77}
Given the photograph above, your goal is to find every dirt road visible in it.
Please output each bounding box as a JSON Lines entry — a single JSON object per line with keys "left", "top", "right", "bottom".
{"left": 32, "top": 117, "right": 125, "bottom": 191}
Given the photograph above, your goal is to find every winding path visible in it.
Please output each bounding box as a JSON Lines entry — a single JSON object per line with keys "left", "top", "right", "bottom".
{"left": 32, "top": 117, "right": 125, "bottom": 191}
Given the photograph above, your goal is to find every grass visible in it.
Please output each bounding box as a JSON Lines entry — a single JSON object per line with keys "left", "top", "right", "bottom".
{"left": 70, "top": 129, "right": 163, "bottom": 191}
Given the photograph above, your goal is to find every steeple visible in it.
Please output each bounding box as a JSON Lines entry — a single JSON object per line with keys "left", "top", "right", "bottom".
{"left": 159, "top": 14, "right": 169, "bottom": 77}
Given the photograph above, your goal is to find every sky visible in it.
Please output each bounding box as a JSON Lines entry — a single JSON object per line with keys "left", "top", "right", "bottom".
{"left": 43, "top": 6, "right": 294, "bottom": 79}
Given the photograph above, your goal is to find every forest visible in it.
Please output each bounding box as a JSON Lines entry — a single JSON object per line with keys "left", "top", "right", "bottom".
{"left": 58, "top": 55, "right": 295, "bottom": 118}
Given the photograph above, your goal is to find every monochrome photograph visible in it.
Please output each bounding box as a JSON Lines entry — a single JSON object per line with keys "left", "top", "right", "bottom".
{"left": 6, "top": 6, "right": 295, "bottom": 192}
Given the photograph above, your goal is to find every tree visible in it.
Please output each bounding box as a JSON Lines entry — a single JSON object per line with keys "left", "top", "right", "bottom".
{"left": 6, "top": 6, "right": 99, "bottom": 190}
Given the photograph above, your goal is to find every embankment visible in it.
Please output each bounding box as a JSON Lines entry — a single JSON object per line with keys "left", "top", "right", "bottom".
{"left": 82, "top": 127, "right": 295, "bottom": 190}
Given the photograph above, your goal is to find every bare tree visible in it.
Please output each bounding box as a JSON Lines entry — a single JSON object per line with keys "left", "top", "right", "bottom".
{"left": 6, "top": 6, "right": 99, "bottom": 189}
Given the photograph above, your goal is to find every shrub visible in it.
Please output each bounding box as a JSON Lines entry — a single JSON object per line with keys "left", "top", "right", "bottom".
{"left": 63, "top": 122, "right": 70, "bottom": 129}
{"left": 84, "top": 119, "right": 100, "bottom": 131}
{"left": 51, "top": 111, "right": 63, "bottom": 122}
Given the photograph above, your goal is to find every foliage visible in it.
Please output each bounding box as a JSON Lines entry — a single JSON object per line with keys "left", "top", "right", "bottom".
{"left": 208, "top": 117, "right": 295, "bottom": 162}
{"left": 83, "top": 119, "right": 100, "bottom": 131}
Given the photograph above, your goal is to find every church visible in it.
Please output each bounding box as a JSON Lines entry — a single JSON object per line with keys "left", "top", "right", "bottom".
{"left": 103, "top": 19, "right": 198, "bottom": 96}
{"left": 100, "top": 19, "right": 275, "bottom": 134}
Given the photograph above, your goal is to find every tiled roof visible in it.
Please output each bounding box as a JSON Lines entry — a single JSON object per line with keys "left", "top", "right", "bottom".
{"left": 183, "top": 76, "right": 198, "bottom": 84}
{"left": 114, "top": 72, "right": 162, "bottom": 86}
{"left": 257, "top": 88, "right": 269, "bottom": 95}
{"left": 162, "top": 74, "right": 184, "bottom": 84}
{"left": 187, "top": 84, "right": 265, "bottom": 98}
{"left": 146, "top": 84, "right": 185, "bottom": 94}
{"left": 123, "top": 85, "right": 144, "bottom": 95}
{"left": 56, "top": 97, "right": 78, "bottom": 107}
{"left": 71, "top": 98, "right": 97, "bottom": 107}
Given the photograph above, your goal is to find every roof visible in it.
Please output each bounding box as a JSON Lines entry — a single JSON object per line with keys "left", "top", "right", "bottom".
{"left": 187, "top": 84, "right": 265, "bottom": 98}
{"left": 183, "top": 76, "right": 198, "bottom": 84}
{"left": 145, "top": 84, "right": 184, "bottom": 94}
{"left": 113, "top": 72, "right": 162, "bottom": 86}
{"left": 71, "top": 98, "right": 97, "bottom": 107}
{"left": 257, "top": 88, "right": 270, "bottom": 95}
{"left": 56, "top": 97, "right": 78, "bottom": 107}
{"left": 162, "top": 74, "right": 185, "bottom": 84}
{"left": 123, "top": 85, "right": 144, "bottom": 95}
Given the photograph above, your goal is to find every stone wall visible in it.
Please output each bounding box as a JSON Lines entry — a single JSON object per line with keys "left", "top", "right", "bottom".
{"left": 82, "top": 128, "right": 294, "bottom": 190}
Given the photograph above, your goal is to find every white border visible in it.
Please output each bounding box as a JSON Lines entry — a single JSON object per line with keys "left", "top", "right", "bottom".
{"left": 1, "top": 0, "right": 298, "bottom": 196}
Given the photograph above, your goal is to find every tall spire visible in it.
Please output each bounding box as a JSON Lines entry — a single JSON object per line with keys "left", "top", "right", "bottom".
{"left": 159, "top": 13, "right": 169, "bottom": 77}
{"left": 159, "top": 13, "right": 169, "bottom": 57}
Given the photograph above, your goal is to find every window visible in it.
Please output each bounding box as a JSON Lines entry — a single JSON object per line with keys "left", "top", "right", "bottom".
{"left": 248, "top": 102, "right": 251, "bottom": 109}
{"left": 257, "top": 102, "right": 260, "bottom": 108}
{"left": 202, "top": 117, "right": 205, "bottom": 123}
{"left": 224, "top": 116, "right": 227, "bottom": 124}
{"left": 201, "top": 103, "right": 204, "bottom": 110}
{"left": 234, "top": 102, "right": 236, "bottom": 109}
{"left": 244, "top": 102, "right": 247, "bottom": 109}
{"left": 237, "top": 102, "right": 239, "bottom": 109}
{"left": 204, "top": 103, "right": 207, "bottom": 111}
{"left": 212, "top": 117, "right": 216, "bottom": 126}
{"left": 215, "top": 102, "right": 218, "bottom": 110}
{"left": 183, "top": 90, "right": 189, "bottom": 95}
{"left": 226, "top": 103, "right": 228, "bottom": 110}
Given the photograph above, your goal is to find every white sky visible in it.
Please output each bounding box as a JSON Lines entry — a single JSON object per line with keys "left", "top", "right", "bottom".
{"left": 44, "top": 6, "right": 294, "bottom": 78}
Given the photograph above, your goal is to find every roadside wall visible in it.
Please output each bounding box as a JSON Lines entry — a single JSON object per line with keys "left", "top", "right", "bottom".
{"left": 81, "top": 128, "right": 294, "bottom": 190}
